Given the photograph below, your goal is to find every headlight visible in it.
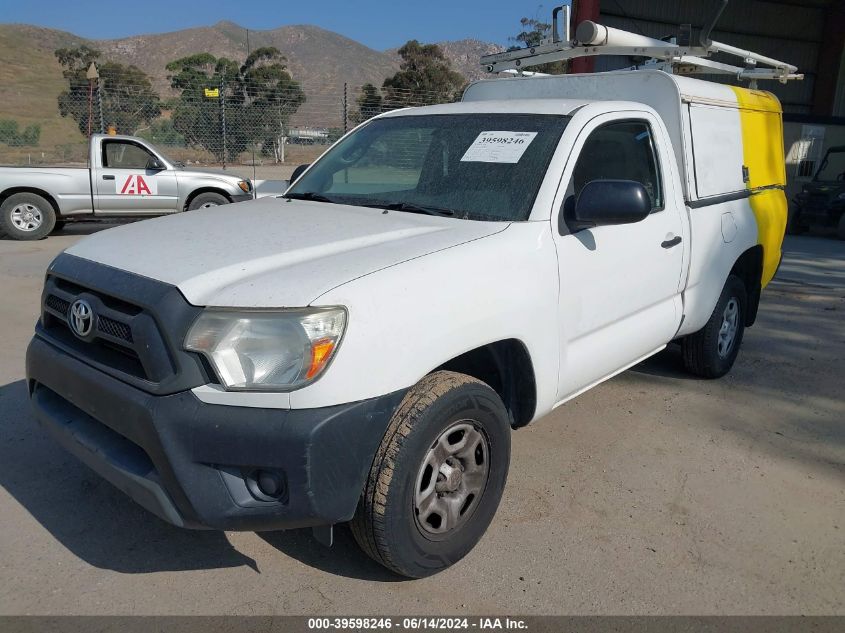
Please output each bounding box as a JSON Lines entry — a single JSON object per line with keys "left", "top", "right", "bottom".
{"left": 185, "top": 307, "right": 346, "bottom": 390}
{"left": 238, "top": 180, "right": 252, "bottom": 193}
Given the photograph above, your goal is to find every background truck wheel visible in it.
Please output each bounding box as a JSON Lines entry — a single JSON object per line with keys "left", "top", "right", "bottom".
{"left": 682, "top": 274, "right": 747, "bottom": 379}
{"left": 350, "top": 371, "right": 511, "bottom": 578}
{"left": 837, "top": 214, "right": 845, "bottom": 241}
{"left": 0, "top": 192, "right": 56, "bottom": 240}
{"left": 187, "top": 192, "right": 229, "bottom": 211}
{"left": 785, "top": 207, "right": 807, "bottom": 235}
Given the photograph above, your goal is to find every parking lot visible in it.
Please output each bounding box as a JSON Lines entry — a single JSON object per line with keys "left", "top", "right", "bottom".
{"left": 0, "top": 226, "right": 842, "bottom": 615}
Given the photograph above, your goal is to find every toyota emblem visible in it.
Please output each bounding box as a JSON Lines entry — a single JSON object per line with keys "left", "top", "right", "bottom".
{"left": 69, "top": 299, "right": 94, "bottom": 338}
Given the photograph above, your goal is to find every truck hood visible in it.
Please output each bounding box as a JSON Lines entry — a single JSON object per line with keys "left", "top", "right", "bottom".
{"left": 64, "top": 198, "right": 508, "bottom": 307}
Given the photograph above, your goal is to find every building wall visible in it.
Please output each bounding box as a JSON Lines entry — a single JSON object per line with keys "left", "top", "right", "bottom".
{"left": 596, "top": 0, "right": 837, "bottom": 115}
{"left": 592, "top": 0, "right": 845, "bottom": 201}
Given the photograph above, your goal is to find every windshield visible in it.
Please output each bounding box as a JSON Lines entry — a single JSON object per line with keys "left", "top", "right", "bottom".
{"left": 815, "top": 149, "right": 845, "bottom": 182}
{"left": 287, "top": 113, "right": 570, "bottom": 221}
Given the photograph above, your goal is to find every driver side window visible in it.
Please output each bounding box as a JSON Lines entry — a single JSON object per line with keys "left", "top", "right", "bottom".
{"left": 103, "top": 141, "right": 155, "bottom": 169}
{"left": 568, "top": 121, "right": 663, "bottom": 212}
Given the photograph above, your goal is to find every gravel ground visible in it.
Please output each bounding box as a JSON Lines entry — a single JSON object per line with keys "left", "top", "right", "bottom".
{"left": 0, "top": 227, "right": 842, "bottom": 615}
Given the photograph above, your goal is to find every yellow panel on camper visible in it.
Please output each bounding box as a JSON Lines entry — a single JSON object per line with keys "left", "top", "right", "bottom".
{"left": 730, "top": 86, "right": 787, "bottom": 287}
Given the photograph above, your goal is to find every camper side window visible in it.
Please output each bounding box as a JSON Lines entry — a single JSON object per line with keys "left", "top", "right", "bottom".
{"left": 570, "top": 121, "right": 664, "bottom": 212}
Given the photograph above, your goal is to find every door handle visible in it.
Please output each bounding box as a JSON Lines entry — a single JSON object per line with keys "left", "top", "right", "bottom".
{"left": 102, "top": 175, "right": 115, "bottom": 180}
{"left": 661, "top": 235, "right": 682, "bottom": 249}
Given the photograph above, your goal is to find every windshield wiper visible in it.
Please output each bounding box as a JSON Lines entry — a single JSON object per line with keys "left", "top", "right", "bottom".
{"left": 374, "top": 201, "right": 455, "bottom": 217}
{"left": 284, "top": 191, "right": 339, "bottom": 204}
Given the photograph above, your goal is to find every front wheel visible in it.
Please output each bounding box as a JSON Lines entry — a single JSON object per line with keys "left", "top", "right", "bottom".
{"left": 350, "top": 371, "right": 511, "bottom": 578}
{"left": 682, "top": 274, "right": 747, "bottom": 378}
{"left": 0, "top": 192, "right": 56, "bottom": 240}
{"left": 187, "top": 192, "right": 229, "bottom": 211}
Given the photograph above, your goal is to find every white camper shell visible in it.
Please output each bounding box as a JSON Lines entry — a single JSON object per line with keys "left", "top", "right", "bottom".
{"left": 464, "top": 70, "right": 785, "bottom": 207}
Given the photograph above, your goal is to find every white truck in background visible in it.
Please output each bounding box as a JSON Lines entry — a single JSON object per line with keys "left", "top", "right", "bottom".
{"left": 25, "top": 8, "right": 793, "bottom": 578}
{"left": 0, "top": 134, "right": 254, "bottom": 240}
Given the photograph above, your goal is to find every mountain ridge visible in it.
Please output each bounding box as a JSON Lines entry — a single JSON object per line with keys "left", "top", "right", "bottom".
{"left": 0, "top": 21, "right": 503, "bottom": 141}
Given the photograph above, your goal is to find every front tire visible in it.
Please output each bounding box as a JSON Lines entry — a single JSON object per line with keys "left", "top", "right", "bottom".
{"left": 682, "top": 274, "right": 747, "bottom": 378}
{"left": 350, "top": 371, "right": 511, "bottom": 578}
{"left": 187, "top": 192, "right": 229, "bottom": 211}
{"left": 0, "top": 192, "right": 56, "bottom": 240}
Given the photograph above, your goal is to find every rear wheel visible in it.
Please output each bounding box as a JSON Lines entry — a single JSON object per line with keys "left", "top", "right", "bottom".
{"left": 682, "top": 274, "right": 747, "bottom": 378}
{"left": 187, "top": 192, "right": 229, "bottom": 211}
{"left": 0, "top": 192, "right": 56, "bottom": 240}
{"left": 350, "top": 371, "right": 511, "bottom": 578}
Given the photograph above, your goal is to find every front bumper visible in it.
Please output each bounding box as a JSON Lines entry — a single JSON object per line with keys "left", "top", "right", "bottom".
{"left": 230, "top": 193, "right": 254, "bottom": 203}
{"left": 26, "top": 335, "right": 405, "bottom": 531}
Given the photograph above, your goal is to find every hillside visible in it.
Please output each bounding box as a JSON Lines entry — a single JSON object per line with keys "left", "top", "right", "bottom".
{"left": 0, "top": 21, "right": 503, "bottom": 149}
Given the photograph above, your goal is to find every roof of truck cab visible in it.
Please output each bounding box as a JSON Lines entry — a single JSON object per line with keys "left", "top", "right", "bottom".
{"left": 379, "top": 99, "right": 595, "bottom": 118}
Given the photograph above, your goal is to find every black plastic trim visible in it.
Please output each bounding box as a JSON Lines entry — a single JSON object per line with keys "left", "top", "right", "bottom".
{"left": 687, "top": 190, "right": 751, "bottom": 209}
{"left": 38, "top": 253, "right": 210, "bottom": 395}
{"left": 27, "top": 336, "right": 408, "bottom": 531}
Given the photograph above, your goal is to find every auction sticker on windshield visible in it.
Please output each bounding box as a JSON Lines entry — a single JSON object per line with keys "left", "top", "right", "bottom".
{"left": 461, "top": 131, "right": 538, "bottom": 164}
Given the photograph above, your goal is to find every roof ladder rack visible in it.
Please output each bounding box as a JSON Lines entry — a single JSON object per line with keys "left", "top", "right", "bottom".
{"left": 481, "top": 1, "right": 803, "bottom": 86}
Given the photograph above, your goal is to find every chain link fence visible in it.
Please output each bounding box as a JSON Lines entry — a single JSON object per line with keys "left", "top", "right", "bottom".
{"left": 0, "top": 76, "right": 455, "bottom": 178}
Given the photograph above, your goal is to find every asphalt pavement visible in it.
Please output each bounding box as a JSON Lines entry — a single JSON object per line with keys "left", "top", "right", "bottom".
{"left": 0, "top": 226, "right": 842, "bottom": 615}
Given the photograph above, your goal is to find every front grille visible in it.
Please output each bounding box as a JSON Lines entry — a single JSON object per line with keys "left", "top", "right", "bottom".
{"left": 37, "top": 254, "right": 212, "bottom": 396}
{"left": 97, "top": 315, "right": 133, "bottom": 343}
{"left": 45, "top": 294, "right": 70, "bottom": 316}
{"left": 41, "top": 277, "right": 161, "bottom": 383}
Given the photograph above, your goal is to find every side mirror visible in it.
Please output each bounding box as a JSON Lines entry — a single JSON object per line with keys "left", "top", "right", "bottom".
{"left": 146, "top": 157, "right": 165, "bottom": 171}
{"left": 564, "top": 180, "right": 651, "bottom": 232}
{"left": 290, "top": 163, "right": 310, "bottom": 183}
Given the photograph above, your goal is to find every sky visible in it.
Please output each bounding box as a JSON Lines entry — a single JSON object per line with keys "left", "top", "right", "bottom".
{"left": 2, "top": 0, "right": 568, "bottom": 50}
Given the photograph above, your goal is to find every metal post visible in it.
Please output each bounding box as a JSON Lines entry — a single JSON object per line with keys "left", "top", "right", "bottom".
{"left": 571, "top": 0, "right": 600, "bottom": 74}
{"left": 97, "top": 78, "right": 105, "bottom": 134}
{"left": 343, "top": 82, "right": 348, "bottom": 134}
{"left": 87, "top": 81, "right": 94, "bottom": 138}
{"left": 220, "top": 77, "right": 227, "bottom": 169}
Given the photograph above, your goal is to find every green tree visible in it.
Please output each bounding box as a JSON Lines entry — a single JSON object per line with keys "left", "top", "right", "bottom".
{"left": 55, "top": 46, "right": 161, "bottom": 136}
{"left": 0, "top": 120, "right": 41, "bottom": 146}
{"left": 166, "top": 53, "right": 240, "bottom": 160}
{"left": 237, "top": 47, "right": 306, "bottom": 163}
{"left": 350, "top": 83, "right": 384, "bottom": 124}
{"left": 166, "top": 48, "right": 305, "bottom": 162}
{"left": 137, "top": 120, "right": 185, "bottom": 146}
{"left": 508, "top": 18, "right": 568, "bottom": 74}
{"left": 382, "top": 41, "right": 466, "bottom": 107}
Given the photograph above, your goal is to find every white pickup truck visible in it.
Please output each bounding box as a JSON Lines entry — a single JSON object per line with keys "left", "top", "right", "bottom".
{"left": 0, "top": 134, "right": 253, "bottom": 240}
{"left": 26, "top": 69, "right": 787, "bottom": 578}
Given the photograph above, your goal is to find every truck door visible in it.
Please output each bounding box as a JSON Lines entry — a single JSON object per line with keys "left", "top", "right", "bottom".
{"left": 553, "top": 112, "right": 686, "bottom": 403}
{"left": 95, "top": 139, "right": 179, "bottom": 215}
